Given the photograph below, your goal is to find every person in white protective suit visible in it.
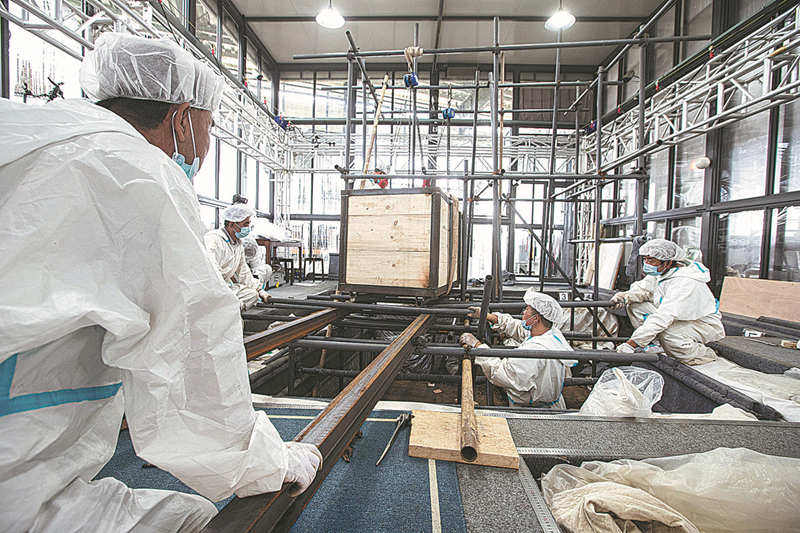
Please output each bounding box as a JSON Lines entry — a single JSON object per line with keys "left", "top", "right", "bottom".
{"left": 242, "top": 236, "right": 273, "bottom": 289}
{"left": 612, "top": 238, "right": 724, "bottom": 365}
{"left": 0, "top": 33, "right": 321, "bottom": 533}
{"left": 204, "top": 204, "right": 271, "bottom": 310}
{"left": 460, "top": 290, "right": 577, "bottom": 408}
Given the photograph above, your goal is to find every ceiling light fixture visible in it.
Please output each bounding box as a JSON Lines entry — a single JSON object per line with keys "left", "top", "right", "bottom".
{"left": 545, "top": 1, "right": 575, "bottom": 32}
{"left": 316, "top": 0, "right": 345, "bottom": 29}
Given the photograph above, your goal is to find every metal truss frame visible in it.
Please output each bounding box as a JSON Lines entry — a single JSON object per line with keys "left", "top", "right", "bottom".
{"left": 0, "top": 0, "right": 293, "bottom": 173}
{"left": 581, "top": 5, "right": 800, "bottom": 173}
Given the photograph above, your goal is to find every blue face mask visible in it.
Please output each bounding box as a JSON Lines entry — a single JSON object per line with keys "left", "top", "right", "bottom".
{"left": 643, "top": 263, "right": 661, "bottom": 276}
{"left": 171, "top": 110, "right": 199, "bottom": 182}
{"left": 522, "top": 323, "right": 532, "bottom": 331}
{"left": 235, "top": 225, "right": 251, "bottom": 239}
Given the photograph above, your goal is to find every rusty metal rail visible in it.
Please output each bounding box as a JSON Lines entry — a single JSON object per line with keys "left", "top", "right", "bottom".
{"left": 244, "top": 308, "right": 349, "bottom": 360}
{"left": 206, "top": 314, "right": 433, "bottom": 532}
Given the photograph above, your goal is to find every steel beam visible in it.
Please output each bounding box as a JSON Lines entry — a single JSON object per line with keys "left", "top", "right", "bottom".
{"left": 205, "top": 314, "right": 434, "bottom": 533}
{"left": 244, "top": 308, "right": 348, "bottom": 360}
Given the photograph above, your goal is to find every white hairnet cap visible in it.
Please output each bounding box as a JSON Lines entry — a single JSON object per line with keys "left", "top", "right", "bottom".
{"left": 523, "top": 289, "right": 566, "bottom": 327}
{"left": 80, "top": 33, "right": 224, "bottom": 111}
{"left": 222, "top": 205, "right": 255, "bottom": 223}
{"left": 639, "top": 239, "right": 689, "bottom": 263}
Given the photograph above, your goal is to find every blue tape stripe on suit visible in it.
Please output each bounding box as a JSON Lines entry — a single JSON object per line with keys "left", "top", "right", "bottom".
{"left": 0, "top": 354, "right": 121, "bottom": 417}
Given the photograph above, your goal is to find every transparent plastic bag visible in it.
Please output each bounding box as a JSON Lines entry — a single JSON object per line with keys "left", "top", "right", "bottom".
{"left": 579, "top": 366, "right": 663, "bottom": 417}
{"left": 543, "top": 447, "right": 800, "bottom": 533}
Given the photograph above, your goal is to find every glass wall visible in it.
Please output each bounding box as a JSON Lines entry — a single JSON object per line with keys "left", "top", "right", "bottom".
{"left": 195, "top": 0, "right": 218, "bottom": 57}
{"left": 769, "top": 206, "right": 800, "bottom": 281}
{"left": 775, "top": 99, "right": 800, "bottom": 194}
{"left": 719, "top": 114, "right": 769, "bottom": 202}
{"left": 673, "top": 134, "right": 706, "bottom": 208}
{"left": 717, "top": 210, "right": 763, "bottom": 278}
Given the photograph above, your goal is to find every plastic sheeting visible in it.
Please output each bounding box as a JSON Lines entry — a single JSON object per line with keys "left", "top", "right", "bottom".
{"left": 579, "top": 367, "right": 664, "bottom": 418}
{"left": 693, "top": 357, "right": 800, "bottom": 422}
{"left": 542, "top": 447, "right": 800, "bottom": 533}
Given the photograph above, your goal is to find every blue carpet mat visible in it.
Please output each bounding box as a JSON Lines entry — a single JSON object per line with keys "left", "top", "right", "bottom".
{"left": 96, "top": 408, "right": 466, "bottom": 533}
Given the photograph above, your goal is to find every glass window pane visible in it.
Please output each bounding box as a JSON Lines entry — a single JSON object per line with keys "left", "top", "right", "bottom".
{"left": 221, "top": 15, "right": 239, "bottom": 76}
{"left": 258, "top": 163, "right": 271, "bottom": 212}
{"left": 769, "top": 206, "right": 800, "bottom": 281}
{"left": 717, "top": 210, "right": 763, "bottom": 281}
{"left": 674, "top": 135, "right": 706, "bottom": 207}
{"left": 286, "top": 221, "right": 310, "bottom": 265}
{"left": 313, "top": 174, "right": 342, "bottom": 214}
{"left": 281, "top": 80, "right": 314, "bottom": 117}
{"left": 311, "top": 222, "right": 340, "bottom": 272}
{"left": 195, "top": 0, "right": 218, "bottom": 57}
{"left": 195, "top": 139, "right": 217, "bottom": 198}
{"left": 218, "top": 142, "right": 237, "bottom": 201}
{"left": 291, "top": 174, "right": 311, "bottom": 212}
{"left": 670, "top": 217, "right": 703, "bottom": 261}
{"left": 684, "top": 0, "right": 712, "bottom": 59}
{"left": 244, "top": 156, "right": 257, "bottom": 203}
{"left": 719, "top": 113, "right": 769, "bottom": 202}
{"left": 647, "top": 220, "right": 667, "bottom": 239}
{"left": 10, "top": 22, "right": 82, "bottom": 103}
{"left": 775, "top": 99, "right": 800, "bottom": 194}
{"left": 199, "top": 204, "right": 217, "bottom": 230}
{"left": 647, "top": 149, "right": 670, "bottom": 213}
{"left": 653, "top": 6, "right": 675, "bottom": 78}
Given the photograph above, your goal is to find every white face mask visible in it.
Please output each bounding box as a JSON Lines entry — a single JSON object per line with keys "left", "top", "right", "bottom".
{"left": 171, "top": 110, "right": 199, "bottom": 182}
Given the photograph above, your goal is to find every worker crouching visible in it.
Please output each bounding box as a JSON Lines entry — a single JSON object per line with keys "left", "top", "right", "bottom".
{"left": 204, "top": 205, "right": 271, "bottom": 311}
{"left": 460, "top": 289, "right": 577, "bottom": 408}
{"left": 612, "top": 239, "right": 724, "bottom": 365}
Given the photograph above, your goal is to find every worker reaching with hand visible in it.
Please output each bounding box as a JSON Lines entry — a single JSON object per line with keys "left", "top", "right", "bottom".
{"left": 205, "top": 204, "right": 271, "bottom": 311}
{"left": 0, "top": 33, "right": 320, "bottom": 532}
{"left": 459, "top": 289, "right": 577, "bottom": 408}
{"left": 611, "top": 239, "right": 724, "bottom": 365}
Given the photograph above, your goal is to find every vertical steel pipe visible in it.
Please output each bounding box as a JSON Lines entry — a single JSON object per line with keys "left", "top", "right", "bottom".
{"left": 490, "top": 17, "right": 501, "bottom": 300}
{"left": 635, "top": 42, "right": 647, "bottom": 236}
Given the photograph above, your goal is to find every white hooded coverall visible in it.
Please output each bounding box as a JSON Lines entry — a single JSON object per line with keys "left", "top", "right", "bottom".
{"left": 625, "top": 262, "right": 724, "bottom": 365}
{"left": 204, "top": 229, "right": 262, "bottom": 310}
{"left": 476, "top": 313, "right": 577, "bottom": 408}
{"left": 0, "top": 99, "right": 289, "bottom": 532}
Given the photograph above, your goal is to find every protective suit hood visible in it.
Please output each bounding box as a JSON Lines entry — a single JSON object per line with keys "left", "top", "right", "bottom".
{"left": 659, "top": 262, "right": 711, "bottom": 284}
{"left": 0, "top": 99, "right": 143, "bottom": 167}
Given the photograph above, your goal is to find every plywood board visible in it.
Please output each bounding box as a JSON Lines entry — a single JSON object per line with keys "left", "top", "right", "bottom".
{"left": 582, "top": 242, "right": 624, "bottom": 289}
{"left": 408, "top": 409, "right": 519, "bottom": 469}
{"left": 719, "top": 277, "right": 800, "bottom": 322}
{"left": 347, "top": 214, "right": 432, "bottom": 252}
{"left": 345, "top": 250, "right": 430, "bottom": 287}
{"left": 348, "top": 193, "right": 432, "bottom": 216}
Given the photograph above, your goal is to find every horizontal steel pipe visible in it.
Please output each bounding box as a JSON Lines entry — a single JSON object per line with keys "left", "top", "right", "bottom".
{"left": 267, "top": 297, "right": 472, "bottom": 317}
{"left": 297, "top": 367, "right": 487, "bottom": 385}
{"left": 293, "top": 35, "right": 711, "bottom": 60}
{"left": 292, "top": 339, "right": 660, "bottom": 363}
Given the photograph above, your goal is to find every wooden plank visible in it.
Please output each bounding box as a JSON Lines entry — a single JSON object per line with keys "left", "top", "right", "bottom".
{"left": 408, "top": 409, "right": 519, "bottom": 469}
{"left": 720, "top": 277, "right": 800, "bottom": 322}
{"left": 582, "top": 242, "right": 624, "bottom": 289}
{"left": 345, "top": 251, "right": 430, "bottom": 287}
{"left": 348, "top": 193, "right": 432, "bottom": 216}
{"left": 347, "top": 214, "right": 432, "bottom": 252}
{"left": 438, "top": 198, "right": 449, "bottom": 287}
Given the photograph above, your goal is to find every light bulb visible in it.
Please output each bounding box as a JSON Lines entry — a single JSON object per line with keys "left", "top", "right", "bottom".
{"left": 316, "top": 1, "right": 344, "bottom": 29}
{"left": 545, "top": 10, "right": 576, "bottom": 31}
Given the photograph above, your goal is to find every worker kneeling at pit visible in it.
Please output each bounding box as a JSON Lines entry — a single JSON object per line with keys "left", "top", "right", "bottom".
{"left": 612, "top": 238, "right": 724, "bottom": 364}
{"left": 205, "top": 204, "right": 271, "bottom": 311}
{"left": 460, "top": 289, "right": 577, "bottom": 408}
{"left": 0, "top": 33, "right": 319, "bottom": 532}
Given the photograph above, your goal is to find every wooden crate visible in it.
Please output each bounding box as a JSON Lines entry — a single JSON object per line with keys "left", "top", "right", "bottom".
{"left": 339, "top": 187, "right": 460, "bottom": 298}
